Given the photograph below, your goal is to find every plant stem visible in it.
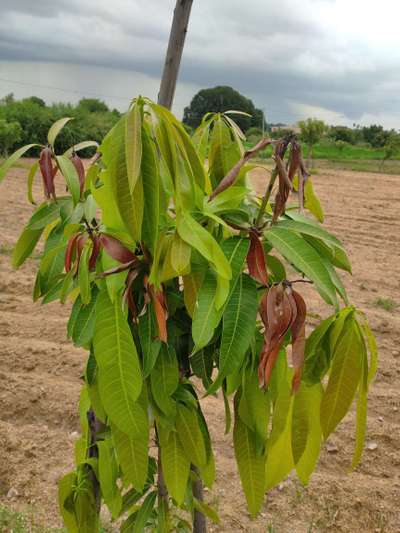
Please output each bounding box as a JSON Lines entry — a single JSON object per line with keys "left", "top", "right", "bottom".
{"left": 255, "top": 167, "right": 278, "bottom": 227}
{"left": 192, "top": 465, "right": 206, "bottom": 533}
{"left": 156, "top": 429, "right": 169, "bottom": 508}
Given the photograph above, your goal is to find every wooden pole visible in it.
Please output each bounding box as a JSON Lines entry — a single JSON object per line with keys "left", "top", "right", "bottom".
{"left": 157, "top": 3, "right": 206, "bottom": 532}
{"left": 158, "top": 0, "right": 193, "bottom": 109}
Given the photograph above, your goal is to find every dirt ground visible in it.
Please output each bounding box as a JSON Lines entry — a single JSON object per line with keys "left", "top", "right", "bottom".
{"left": 0, "top": 163, "right": 399, "bottom": 532}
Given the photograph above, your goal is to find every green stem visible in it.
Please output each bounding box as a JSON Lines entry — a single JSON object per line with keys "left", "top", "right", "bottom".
{"left": 255, "top": 167, "right": 278, "bottom": 227}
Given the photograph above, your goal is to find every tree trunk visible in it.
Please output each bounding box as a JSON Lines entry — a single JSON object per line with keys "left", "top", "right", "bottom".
{"left": 158, "top": 0, "right": 193, "bottom": 109}
{"left": 192, "top": 465, "right": 207, "bottom": 533}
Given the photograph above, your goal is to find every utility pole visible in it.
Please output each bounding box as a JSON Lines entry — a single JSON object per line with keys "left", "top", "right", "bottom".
{"left": 158, "top": 0, "right": 193, "bottom": 110}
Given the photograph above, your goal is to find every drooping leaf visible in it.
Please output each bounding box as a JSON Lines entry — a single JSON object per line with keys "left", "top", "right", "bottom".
{"left": 233, "top": 395, "right": 266, "bottom": 517}
{"left": 292, "top": 382, "right": 323, "bottom": 484}
{"left": 27, "top": 161, "right": 39, "bottom": 204}
{"left": 150, "top": 344, "right": 179, "bottom": 419}
{"left": 176, "top": 404, "right": 207, "bottom": 468}
{"left": 192, "top": 270, "right": 219, "bottom": 351}
{"left": 138, "top": 307, "right": 162, "bottom": 377}
{"left": 170, "top": 232, "right": 191, "bottom": 274}
{"left": 69, "top": 290, "right": 98, "bottom": 347}
{"left": 112, "top": 424, "right": 149, "bottom": 492}
{"left": 27, "top": 201, "right": 60, "bottom": 230}
{"left": 58, "top": 472, "right": 78, "bottom": 532}
{"left": 93, "top": 290, "right": 143, "bottom": 434}
{"left": 238, "top": 368, "right": 270, "bottom": 448}
{"left": 97, "top": 439, "right": 122, "bottom": 519}
{"left": 209, "top": 274, "right": 258, "bottom": 392}
{"left": 12, "top": 226, "right": 43, "bottom": 268}
{"left": 304, "top": 178, "right": 324, "bottom": 222}
{"left": 78, "top": 242, "right": 91, "bottom": 305}
{"left": 320, "top": 317, "right": 363, "bottom": 439}
{"left": 131, "top": 491, "right": 156, "bottom": 533}
{"left": 160, "top": 428, "right": 190, "bottom": 504}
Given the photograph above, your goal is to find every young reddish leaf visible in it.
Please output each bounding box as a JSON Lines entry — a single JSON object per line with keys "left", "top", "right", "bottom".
{"left": 39, "top": 146, "right": 56, "bottom": 199}
{"left": 247, "top": 231, "right": 268, "bottom": 285}
{"left": 123, "top": 269, "right": 140, "bottom": 322}
{"left": 70, "top": 152, "right": 85, "bottom": 196}
{"left": 75, "top": 234, "right": 87, "bottom": 273}
{"left": 148, "top": 285, "right": 168, "bottom": 343}
{"left": 290, "top": 290, "right": 307, "bottom": 393}
{"left": 64, "top": 233, "right": 81, "bottom": 273}
{"left": 99, "top": 234, "right": 137, "bottom": 264}
{"left": 88, "top": 235, "right": 101, "bottom": 271}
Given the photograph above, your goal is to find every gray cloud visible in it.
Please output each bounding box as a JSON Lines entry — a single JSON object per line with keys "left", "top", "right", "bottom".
{"left": 0, "top": 0, "right": 399, "bottom": 128}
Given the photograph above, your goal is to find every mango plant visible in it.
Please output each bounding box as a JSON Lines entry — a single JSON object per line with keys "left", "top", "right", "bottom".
{"left": 0, "top": 98, "right": 377, "bottom": 532}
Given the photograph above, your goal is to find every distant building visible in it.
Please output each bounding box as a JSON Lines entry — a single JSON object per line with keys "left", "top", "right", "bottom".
{"left": 271, "top": 124, "right": 301, "bottom": 134}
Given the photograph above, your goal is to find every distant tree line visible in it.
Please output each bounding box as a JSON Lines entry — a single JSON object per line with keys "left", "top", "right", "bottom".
{"left": 0, "top": 93, "right": 121, "bottom": 156}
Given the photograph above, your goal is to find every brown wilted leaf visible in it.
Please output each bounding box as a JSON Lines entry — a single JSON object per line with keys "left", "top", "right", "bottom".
{"left": 247, "top": 230, "right": 268, "bottom": 285}
{"left": 209, "top": 137, "right": 273, "bottom": 201}
{"left": 88, "top": 235, "right": 101, "bottom": 271}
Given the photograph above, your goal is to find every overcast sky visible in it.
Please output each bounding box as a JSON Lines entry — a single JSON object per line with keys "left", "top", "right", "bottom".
{"left": 0, "top": 0, "right": 399, "bottom": 128}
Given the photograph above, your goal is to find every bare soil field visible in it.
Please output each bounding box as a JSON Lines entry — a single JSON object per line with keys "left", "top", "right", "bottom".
{"left": 0, "top": 163, "right": 399, "bottom": 532}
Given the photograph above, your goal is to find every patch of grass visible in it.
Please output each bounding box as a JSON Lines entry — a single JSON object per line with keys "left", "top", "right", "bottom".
{"left": 0, "top": 505, "right": 64, "bottom": 533}
{"left": 374, "top": 297, "right": 397, "bottom": 312}
{"left": 0, "top": 244, "right": 13, "bottom": 255}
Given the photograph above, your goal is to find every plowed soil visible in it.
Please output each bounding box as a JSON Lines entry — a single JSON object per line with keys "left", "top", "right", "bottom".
{"left": 0, "top": 163, "right": 399, "bottom": 532}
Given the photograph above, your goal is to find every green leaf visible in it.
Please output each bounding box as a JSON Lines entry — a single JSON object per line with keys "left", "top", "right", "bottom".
{"left": 304, "top": 178, "right": 324, "bottom": 222}
{"left": 27, "top": 161, "right": 39, "bottom": 204}
{"left": 83, "top": 194, "right": 97, "bottom": 222}
{"left": 125, "top": 103, "right": 142, "bottom": 195}
{"left": 78, "top": 243, "right": 91, "bottom": 305}
{"left": 160, "top": 429, "right": 190, "bottom": 504}
{"left": 192, "top": 237, "right": 249, "bottom": 352}
{"left": 0, "top": 143, "right": 38, "bottom": 183}
{"left": 58, "top": 472, "right": 78, "bottom": 532}
{"left": 112, "top": 424, "right": 149, "bottom": 492}
{"left": 209, "top": 274, "right": 258, "bottom": 392}
{"left": 57, "top": 155, "right": 81, "bottom": 205}
{"left": 97, "top": 440, "right": 122, "bottom": 519}
{"left": 320, "top": 317, "right": 363, "bottom": 439}
{"left": 141, "top": 125, "right": 160, "bottom": 252}
{"left": 292, "top": 383, "right": 323, "bottom": 485}
{"left": 233, "top": 398, "right": 266, "bottom": 517}
{"left": 12, "top": 226, "right": 43, "bottom": 268}
{"left": 177, "top": 210, "right": 231, "bottom": 305}
{"left": 265, "top": 226, "right": 337, "bottom": 306}
{"left": 48, "top": 117, "right": 73, "bottom": 145}
{"left": 265, "top": 254, "right": 286, "bottom": 282}
{"left": 351, "top": 321, "right": 369, "bottom": 469}
{"left": 222, "top": 388, "right": 232, "bottom": 434}
{"left": 69, "top": 290, "right": 98, "bottom": 347}
{"left": 190, "top": 346, "right": 213, "bottom": 389}
{"left": 193, "top": 498, "right": 220, "bottom": 525}
{"left": 93, "top": 290, "right": 143, "bottom": 434}
{"left": 265, "top": 377, "right": 294, "bottom": 490}
{"left": 170, "top": 233, "right": 191, "bottom": 273}
{"left": 238, "top": 368, "right": 270, "bottom": 447}
{"left": 138, "top": 307, "right": 162, "bottom": 378}
{"left": 27, "top": 201, "right": 60, "bottom": 230}
{"left": 192, "top": 270, "right": 219, "bottom": 351}
{"left": 176, "top": 404, "right": 207, "bottom": 468}
{"left": 132, "top": 491, "right": 156, "bottom": 533}
{"left": 100, "top": 117, "right": 143, "bottom": 242}
{"left": 150, "top": 344, "right": 179, "bottom": 419}
{"left": 63, "top": 141, "right": 99, "bottom": 157}
{"left": 277, "top": 217, "right": 344, "bottom": 251}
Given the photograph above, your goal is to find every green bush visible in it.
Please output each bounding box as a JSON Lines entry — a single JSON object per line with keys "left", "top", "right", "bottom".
{"left": 0, "top": 94, "right": 120, "bottom": 157}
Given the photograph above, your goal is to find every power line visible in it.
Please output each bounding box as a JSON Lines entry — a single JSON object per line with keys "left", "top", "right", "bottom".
{"left": 0, "top": 76, "right": 133, "bottom": 101}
